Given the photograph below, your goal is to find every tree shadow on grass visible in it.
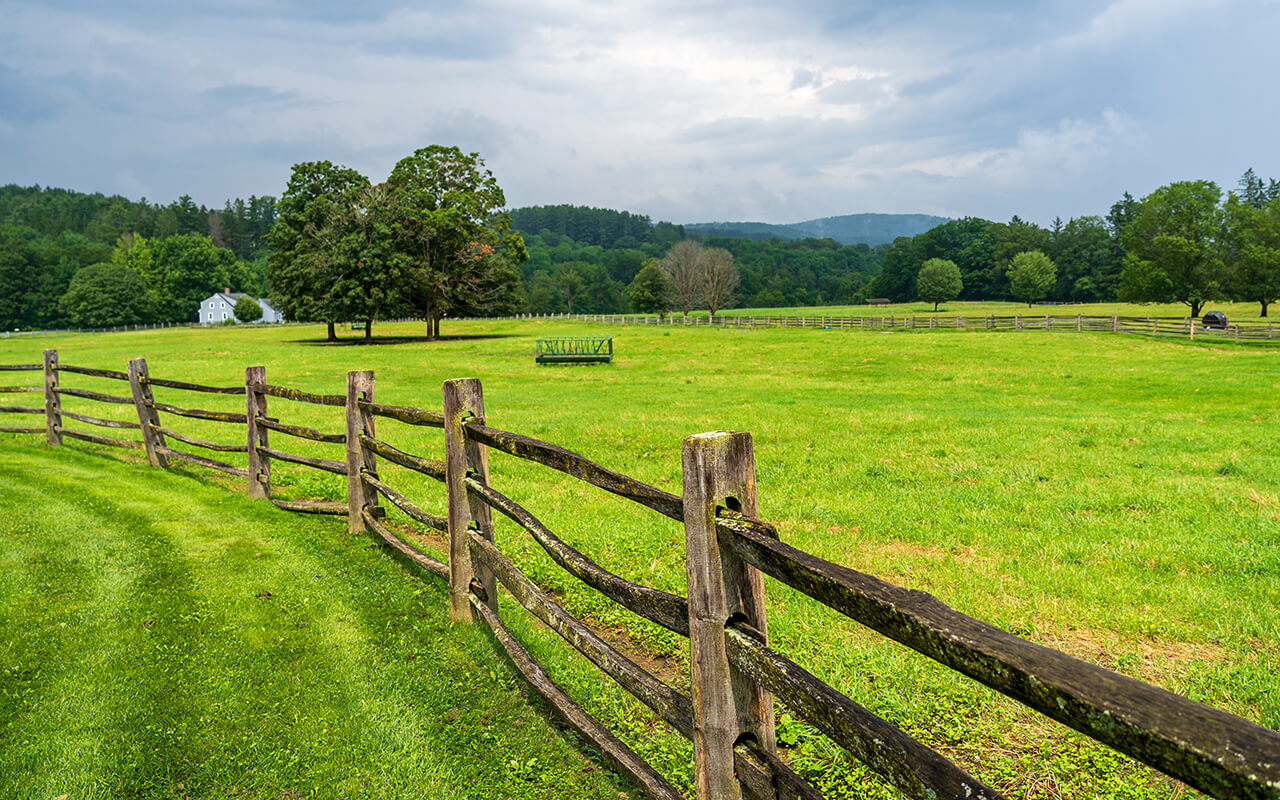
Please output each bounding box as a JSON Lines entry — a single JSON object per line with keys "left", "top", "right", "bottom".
{"left": 287, "top": 334, "right": 520, "bottom": 347}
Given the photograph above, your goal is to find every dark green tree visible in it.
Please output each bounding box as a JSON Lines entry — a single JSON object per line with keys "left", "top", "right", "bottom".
{"left": 58, "top": 262, "right": 153, "bottom": 328}
{"left": 266, "top": 161, "right": 371, "bottom": 340}
{"left": 1223, "top": 193, "right": 1280, "bottom": 317}
{"left": 1047, "top": 217, "right": 1116, "bottom": 301}
{"left": 150, "top": 233, "right": 237, "bottom": 322}
{"left": 233, "top": 296, "right": 262, "bottom": 322}
{"left": 385, "top": 145, "right": 527, "bottom": 339}
{"left": 1118, "top": 181, "right": 1223, "bottom": 317}
{"left": 627, "top": 259, "right": 677, "bottom": 319}
{"left": 1007, "top": 250, "right": 1057, "bottom": 306}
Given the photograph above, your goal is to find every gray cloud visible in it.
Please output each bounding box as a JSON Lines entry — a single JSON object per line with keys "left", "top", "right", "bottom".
{"left": 1, "top": 0, "right": 1277, "bottom": 227}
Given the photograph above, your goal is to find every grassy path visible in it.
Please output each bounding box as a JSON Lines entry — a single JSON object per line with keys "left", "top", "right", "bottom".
{"left": 0, "top": 442, "right": 631, "bottom": 800}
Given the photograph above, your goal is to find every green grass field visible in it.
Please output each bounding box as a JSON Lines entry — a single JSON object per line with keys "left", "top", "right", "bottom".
{"left": 682, "top": 299, "right": 1273, "bottom": 320}
{"left": 0, "top": 444, "right": 635, "bottom": 800}
{"left": 1, "top": 314, "right": 1277, "bottom": 799}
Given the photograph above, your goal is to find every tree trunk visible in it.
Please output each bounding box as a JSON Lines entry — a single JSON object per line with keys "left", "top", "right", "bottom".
{"left": 934, "top": 301, "right": 940, "bottom": 312}
{"left": 326, "top": 320, "right": 336, "bottom": 341}
{"left": 432, "top": 315, "right": 441, "bottom": 339}
{"left": 1261, "top": 301, "right": 1269, "bottom": 318}
{"left": 364, "top": 320, "right": 372, "bottom": 340}
{"left": 1189, "top": 299, "right": 1203, "bottom": 317}
{"left": 425, "top": 301, "right": 435, "bottom": 341}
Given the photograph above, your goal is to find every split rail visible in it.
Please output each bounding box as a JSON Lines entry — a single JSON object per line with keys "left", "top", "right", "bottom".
{"left": 2, "top": 349, "right": 1279, "bottom": 800}
{"left": 495, "top": 312, "right": 1280, "bottom": 343}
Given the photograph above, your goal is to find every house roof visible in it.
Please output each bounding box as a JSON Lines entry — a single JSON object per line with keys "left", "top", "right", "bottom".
{"left": 205, "top": 292, "right": 274, "bottom": 307}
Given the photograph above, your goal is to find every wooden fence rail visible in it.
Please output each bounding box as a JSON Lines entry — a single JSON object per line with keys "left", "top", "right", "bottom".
{"left": 484, "top": 311, "right": 1280, "bottom": 344}
{"left": 3, "top": 348, "right": 1278, "bottom": 800}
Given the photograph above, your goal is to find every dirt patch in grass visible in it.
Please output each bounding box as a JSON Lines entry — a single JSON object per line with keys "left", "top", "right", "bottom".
{"left": 1029, "top": 623, "right": 1232, "bottom": 685}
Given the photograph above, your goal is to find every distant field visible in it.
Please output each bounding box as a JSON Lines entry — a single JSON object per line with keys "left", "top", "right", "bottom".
{"left": 1, "top": 319, "right": 1277, "bottom": 799}
{"left": 690, "top": 299, "right": 1271, "bottom": 320}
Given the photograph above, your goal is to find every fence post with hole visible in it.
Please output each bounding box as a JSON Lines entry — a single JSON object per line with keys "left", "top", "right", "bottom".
{"left": 683, "top": 430, "right": 775, "bottom": 800}
{"left": 128, "top": 357, "right": 168, "bottom": 467}
{"left": 346, "top": 370, "right": 378, "bottom": 532}
{"left": 444, "top": 377, "right": 497, "bottom": 622}
{"left": 42, "top": 349, "right": 61, "bottom": 446}
{"left": 246, "top": 366, "right": 269, "bottom": 499}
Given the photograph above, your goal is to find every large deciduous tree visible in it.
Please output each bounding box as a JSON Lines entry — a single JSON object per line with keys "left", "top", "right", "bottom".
{"left": 58, "top": 262, "right": 153, "bottom": 328}
{"left": 1007, "top": 250, "right": 1057, "bottom": 306}
{"left": 701, "top": 246, "right": 739, "bottom": 319}
{"left": 385, "top": 145, "right": 526, "bottom": 339}
{"left": 662, "top": 240, "right": 705, "bottom": 317}
{"left": 1223, "top": 193, "right": 1280, "bottom": 317}
{"left": 915, "top": 257, "right": 962, "bottom": 311}
{"left": 151, "top": 233, "right": 237, "bottom": 322}
{"left": 1117, "top": 180, "right": 1223, "bottom": 317}
{"left": 267, "top": 161, "right": 371, "bottom": 340}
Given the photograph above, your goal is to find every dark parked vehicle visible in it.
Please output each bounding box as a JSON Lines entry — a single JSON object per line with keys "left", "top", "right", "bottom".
{"left": 1202, "top": 311, "right": 1228, "bottom": 329}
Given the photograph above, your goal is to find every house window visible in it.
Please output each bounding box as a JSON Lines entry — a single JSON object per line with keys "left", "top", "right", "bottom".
{"left": 222, "top": 312, "right": 227, "bottom": 320}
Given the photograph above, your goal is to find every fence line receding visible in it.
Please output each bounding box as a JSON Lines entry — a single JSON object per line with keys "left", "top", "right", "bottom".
{"left": 488, "top": 311, "right": 1280, "bottom": 344}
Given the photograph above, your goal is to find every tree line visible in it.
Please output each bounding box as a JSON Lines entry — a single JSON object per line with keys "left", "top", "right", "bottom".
{"left": 507, "top": 204, "right": 684, "bottom": 248}
{"left": 9, "top": 165, "right": 1279, "bottom": 332}
{"left": 872, "top": 169, "right": 1280, "bottom": 317}
{"left": 514, "top": 224, "right": 884, "bottom": 315}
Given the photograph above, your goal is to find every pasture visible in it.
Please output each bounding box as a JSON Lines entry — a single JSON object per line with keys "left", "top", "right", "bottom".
{"left": 693, "top": 299, "right": 1271, "bottom": 320}
{"left": 1, "top": 317, "right": 1277, "bottom": 799}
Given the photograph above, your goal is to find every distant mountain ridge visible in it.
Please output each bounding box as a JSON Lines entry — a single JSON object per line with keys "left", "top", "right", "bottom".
{"left": 684, "top": 213, "right": 951, "bottom": 247}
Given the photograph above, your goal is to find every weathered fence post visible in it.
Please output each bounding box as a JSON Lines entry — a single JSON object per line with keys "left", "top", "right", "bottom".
{"left": 1112, "top": 315, "right": 1119, "bottom": 333}
{"left": 128, "top": 357, "right": 168, "bottom": 467}
{"left": 346, "top": 370, "right": 379, "bottom": 532}
{"left": 1077, "top": 314, "right": 1083, "bottom": 332}
{"left": 246, "top": 366, "right": 269, "bottom": 499}
{"left": 683, "top": 431, "right": 775, "bottom": 800}
{"left": 42, "top": 349, "right": 61, "bottom": 446}
{"left": 444, "top": 377, "right": 496, "bottom": 622}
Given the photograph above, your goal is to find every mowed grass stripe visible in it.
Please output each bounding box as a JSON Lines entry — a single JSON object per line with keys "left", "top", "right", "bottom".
{"left": 0, "top": 462, "right": 132, "bottom": 797}
{"left": 0, "top": 443, "right": 634, "bottom": 800}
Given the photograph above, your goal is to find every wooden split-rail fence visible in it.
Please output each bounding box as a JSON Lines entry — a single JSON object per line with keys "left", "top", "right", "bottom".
{"left": 493, "top": 312, "right": 1280, "bottom": 344}
{"left": 2, "top": 350, "right": 1278, "bottom": 800}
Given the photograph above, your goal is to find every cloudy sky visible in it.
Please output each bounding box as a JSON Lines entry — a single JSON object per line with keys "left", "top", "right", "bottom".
{"left": 1, "top": 0, "right": 1276, "bottom": 226}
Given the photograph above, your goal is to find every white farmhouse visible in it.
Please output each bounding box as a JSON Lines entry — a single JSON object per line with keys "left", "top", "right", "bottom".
{"left": 199, "top": 289, "right": 285, "bottom": 325}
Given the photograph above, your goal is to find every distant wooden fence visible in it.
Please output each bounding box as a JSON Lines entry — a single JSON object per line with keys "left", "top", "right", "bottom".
{"left": 3, "top": 350, "right": 1279, "bottom": 800}
{"left": 494, "top": 312, "right": 1280, "bottom": 344}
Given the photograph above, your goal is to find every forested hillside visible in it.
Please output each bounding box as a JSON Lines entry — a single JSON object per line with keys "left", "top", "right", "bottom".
{"left": 684, "top": 212, "right": 949, "bottom": 246}
{"left": 0, "top": 185, "right": 274, "bottom": 330}
{"left": 507, "top": 204, "right": 685, "bottom": 248}
{"left": 7, "top": 167, "right": 1278, "bottom": 330}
